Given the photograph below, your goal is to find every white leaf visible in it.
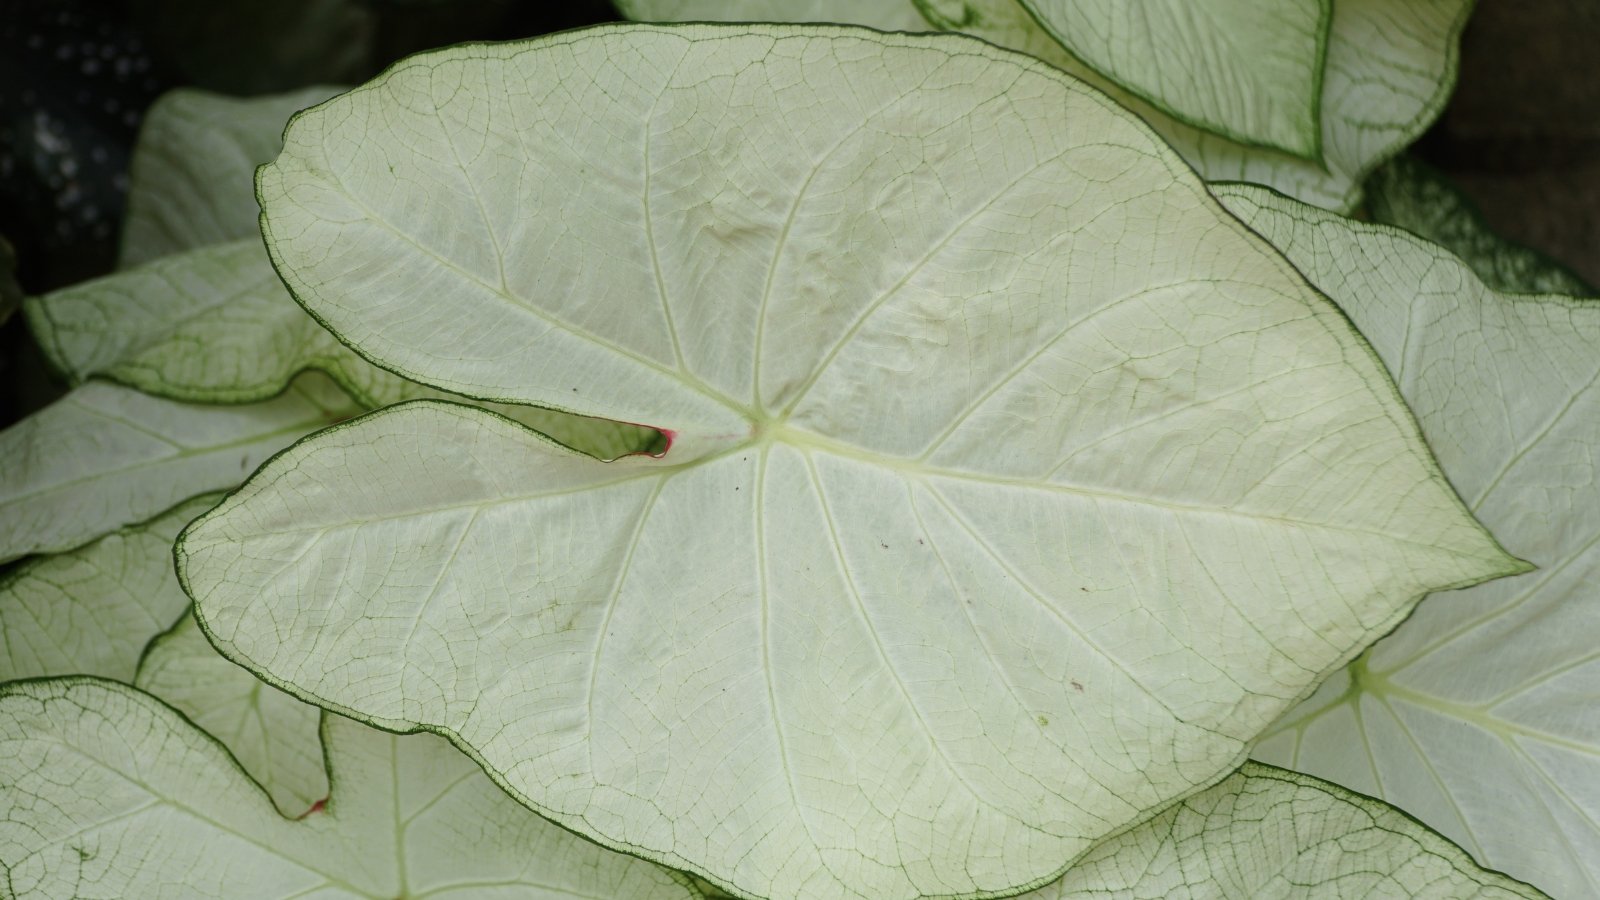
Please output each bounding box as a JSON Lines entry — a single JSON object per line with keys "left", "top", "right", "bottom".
{"left": 917, "top": 0, "right": 1470, "bottom": 210}
{"left": 1018, "top": 0, "right": 1328, "bottom": 158}
{"left": 136, "top": 612, "right": 329, "bottom": 818}
{"left": 0, "top": 495, "right": 215, "bottom": 682}
{"left": 0, "top": 375, "right": 356, "bottom": 562}
{"left": 186, "top": 26, "right": 1519, "bottom": 899}
{"left": 28, "top": 239, "right": 411, "bottom": 406}
{"left": 1034, "top": 763, "right": 1544, "bottom": 898}
{"left": 119, "top": 86, "right": 345, "bottom": 267}
{"left": 1218, "top": 183, "right": 1600, "bottom": 899}
{"left": 0, "top": 679, "right": 705, "bottom": 899}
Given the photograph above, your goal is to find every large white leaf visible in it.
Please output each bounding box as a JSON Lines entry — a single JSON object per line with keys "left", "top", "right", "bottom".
{"left": 184, "top": 26, "right": 1519, "bottom": 899}
{"left": 1017, "top": 0, "right": 1328, "bottom": 158}
{"left": 0, "top": 679, "right": 705, "bottom": 899}
{"left": 616, "top": 0, "right": 931, "bottom": 31}
{"left": 119, "top": 85, "right": 345, "bottom": 268}
{"left": 0, "top": 495, "right": 215, "bottom": 682}
{"left": 136, "top": 612, "right": 329, "bottom": 818}
{"left": 916, "top": 0, "right": 1469, "bottom": 210}
{"left": 0, "top": 375, "right": 356, "bottom": 563}
{"left": 1217, "top": 184, "right": 1600, "bottom": 899}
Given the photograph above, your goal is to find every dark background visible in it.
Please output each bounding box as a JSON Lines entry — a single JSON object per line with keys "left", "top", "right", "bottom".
{"left": 2, "top": 0, "right": 1594, "bottom": 426}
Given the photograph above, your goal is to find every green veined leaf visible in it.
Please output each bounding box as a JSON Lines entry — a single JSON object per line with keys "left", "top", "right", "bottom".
{"left": 1036, "top": 763, "right": 1545, "bottom": 898}
{"left": 1364, "top": 155, "right": 1597, "bottom": 298}
{"left": 26, "top": 239, "right": 417, "bottom": 407}
{"left": 135, "top": 612, "right": 328, "bottom": 818}
{"left": 616, "top": 0, "right": 932, "bottom": 31}
{"left": 0, "top": 374, "right": 356, "bottom": 563}
{"left": 184, "top": 25, "right": 1519, "bottom": 899}
{"left": 1017, "top": 0, "right": 1329, "bottom": 159}
{"left": 119, "top": 85, "right": 345, "bottom": 268}
{"left": 916, "top": 0, "right": 1470, "bottom": 211}
{"left": 0, "top": 494, "right": 216, "bottom": 682}
{"left": 0, "top": 679, "right": 706, "bottom": 899}
{"left": 1216, "top": 183, "right": 1600, "bottom": 899}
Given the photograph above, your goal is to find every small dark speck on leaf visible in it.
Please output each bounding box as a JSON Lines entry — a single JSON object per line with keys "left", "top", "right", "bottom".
{"left": 917, "top": 538, "right": 924, "bottom": 545}
{"left": 1079, "top": 586, "right": 1087, "bottom": 592}
{"left": 1071, "top": 680, "right": 1084, "bottom": 693}
{"left": 879, "top": 541, "right": 889, "bottom": 549}
{"left": 240, "top": 454, "right": 248, "bottom": 469}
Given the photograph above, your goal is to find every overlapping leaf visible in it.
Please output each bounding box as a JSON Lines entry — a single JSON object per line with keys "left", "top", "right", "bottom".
{"left": 180, "top": 26, "right": 1520, "bottom": 899}
{"left": 136, "top": 612, "right": 329, "bottom": 817}
{"left": 914, "top": 0, "right": 1469, "bottom": 210}
{"left": 0, "top": 495, "right": 215, "bottom": 681}
{"left": 1017, "top": 0, "right": 1329, "bottom": 158}
{"left": 0, "top": 680, "right": 706, "bottom": 899}
{"left": 119, "top": 85, "right": 345, "bottom": 267}
{"left": 1037, "top": 763, "right": 1543, "bottom": 898}
{"left": 27, "top": 239, "right": 416, "bottom": 406}
{"left": 1217, "top": 184, "right": 1600, "bottom": 898}
{"left": 0, "top": 375, "right": 356, "bottom": 562}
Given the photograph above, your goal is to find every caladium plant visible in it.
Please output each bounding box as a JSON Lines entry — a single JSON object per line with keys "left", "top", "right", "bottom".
{"left": 162, "top": 23, "right": 1530, "bottom": 900}
{"left": 0, "top": 15, "right": 1587, "bottom": 900}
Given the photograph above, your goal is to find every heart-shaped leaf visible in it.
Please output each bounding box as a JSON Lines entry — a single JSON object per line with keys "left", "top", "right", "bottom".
{"left": 0, "top": 679, "right": 706, "bottom": 899}
{"left": 1217, "top": 183, "right": 1600, "bottom": 898}
{"left": 182, "top": 25, "right": 1519, "bottom": 898}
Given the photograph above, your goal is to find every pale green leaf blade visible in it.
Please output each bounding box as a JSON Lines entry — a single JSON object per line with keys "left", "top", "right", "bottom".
{"left": 616, "top": 0, "right": 932, "bottom": 31}
{"left": 202, "top": 26, "right": 1520, "bottom": 899}
{"left": 1018, "top": 0, "right": 1328, "bottom": 158}
{"left": 119, "top": 86, "right": 345, "bottom": 267}
{"left": 135, "top": 612, "right": 329, "bottom": 818}
{"left": 0, "top": 495, "right": 216, "bottom": 683}
{"left": 1216, "top": 183, "right": 1600, "bottom": 898}
{"left": 1365, "top": 155, "right": 1597, "bottom": 298}
{"left": 0, "top": 375, "right": 356, "bottom": 563}
{"left": 0, "top": 679, "right": 705, "bottom": 899}
{"left": 26, "top": 239, "right": 411, "bottom": 407}
{"left": 1032, "top": 763, "right": 1545, "bottom": 898}
{"left": 918, "top": 0, "right": 1469, "bottom": 211}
